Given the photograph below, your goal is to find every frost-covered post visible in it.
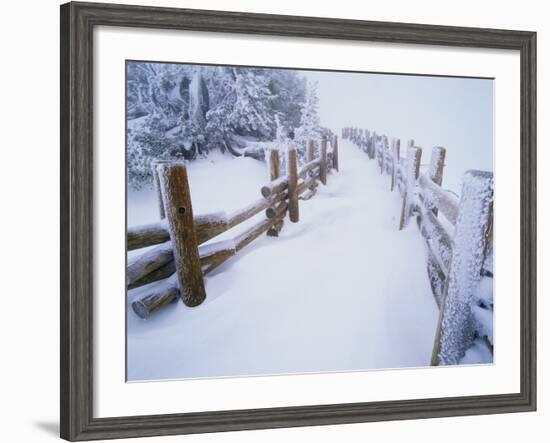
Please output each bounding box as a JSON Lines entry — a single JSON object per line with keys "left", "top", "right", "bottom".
{"left": 431, "top": 170, "right": 494, "bottom": 365}
{"left": 320, "top": 136, "right": 328, "bottom": 185}
{"left": 307, "top": 139, "right": 317, "bottom": 191}
{"left": 379, "top": 137, "right": 385, "bottom": 174}
{"left": 157, "top": 162, "right": 206, "bottom": 307}
{"left": 269, "top": 148, "right": 281, "bottom": 182}
{"left": 368, "top": 131, "right": 375, "bottom": 160}
{"left": 384, "top": 136, "right": 391, "bottom": 175}
{"left": 391, "top": 139, "right": 401, "bottom": 192}
{"left": 429, "top": 147, "right": 446, "bottom": 186}
{"left": 363, "top": 130, "right": 370, "bottom": 155}
{"left": 287, "top": 147, "right": 300, "bottom": 222}
{"left": 152, "top": 160, "right": 171, "bottom": 220}
{"left": 307, "top": 139, "right": 315, "bottom": 163}
{"left": 429, "top": 146, "right": 446, "bottom": 216}
{"left": 267, "top": 148, "right": 285, "bottom": 237}
{"left": 398, "top": 147, "right": 422, "bottom": 230}
{"left": 333, "top": 135, "right": 339, "bottom": 172}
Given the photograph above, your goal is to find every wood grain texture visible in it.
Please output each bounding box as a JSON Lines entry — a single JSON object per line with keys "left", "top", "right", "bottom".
{"left": 287, "top": 148, "right": 299, "bottom": 222}
{"left": 269, "top": 148, "right": 280, "bottom": 182}
{"left": 333, "top": 135, "right": 339, "bottom": 172}
{"left": 127, "top": 213, "right": 228, "bottom": 251}
{"left": 60, "top": 2, "right": 536, "bottom": 440}
{"left": 320, "top": 136, "right": 328, "bottom": 185}
{"left": 266, "top": 147, "right": 285, "bottom": 236}
{"left": 157, "top": 163, "right": 206, "bottom": 307}
{"left": 128, "top": 239, "right": 237, "bottom": 290}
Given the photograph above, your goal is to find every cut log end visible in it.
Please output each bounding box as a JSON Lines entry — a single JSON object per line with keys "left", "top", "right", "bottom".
{"left": 131, "top": 283, "right": 179, "bottom": 319}
{"left": 300, "top": 189, "right": 317, "bottom": 201}
{"left": 132, "top": 300, "right": 151, "bottom": 319}
{"left": 261, "top": 186, "right": 272, "bottom": 198}
{"left": 267, "top": 219, "right": 284, "bottom": 237}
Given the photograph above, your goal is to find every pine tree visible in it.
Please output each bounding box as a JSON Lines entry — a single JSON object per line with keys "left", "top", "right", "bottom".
{"left": 126, "top": 62, "right": 311, "bottom": 189}
{"left": 294, "top": 80, "right": 321, "bottom": 152}
{"left": 228, "top": 68, "right": 275, "bottom": 138}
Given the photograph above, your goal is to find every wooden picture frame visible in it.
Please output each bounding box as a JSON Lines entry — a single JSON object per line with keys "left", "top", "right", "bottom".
{"left": 60, "top": 1, "right": 536, "bottom": 440}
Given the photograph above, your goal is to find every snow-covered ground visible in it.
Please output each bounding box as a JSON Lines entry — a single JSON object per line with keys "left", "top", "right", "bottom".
{"left": 127, "top": 139, "right": 441, "bottom": 381}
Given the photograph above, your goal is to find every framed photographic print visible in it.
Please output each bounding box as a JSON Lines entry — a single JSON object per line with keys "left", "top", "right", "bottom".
{"left": 60, "top": 1, "right": 536, "bottom": 441}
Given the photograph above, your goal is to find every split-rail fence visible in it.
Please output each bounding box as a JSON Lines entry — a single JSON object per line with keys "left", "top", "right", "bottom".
{"left": 342, "top": 127, "right": 494, "bottom": 366}
{"left": 127, "top": 134, "right": 339, "bottom": 318}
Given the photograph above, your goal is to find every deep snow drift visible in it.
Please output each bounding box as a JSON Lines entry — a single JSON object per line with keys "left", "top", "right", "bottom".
{"left": 127, "top": 140, "right": 441, "bottom": 381}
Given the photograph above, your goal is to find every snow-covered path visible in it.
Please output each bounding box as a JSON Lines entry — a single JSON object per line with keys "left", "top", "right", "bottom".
{"left": 127, "top": 140, "right": 440, "bottom": 381}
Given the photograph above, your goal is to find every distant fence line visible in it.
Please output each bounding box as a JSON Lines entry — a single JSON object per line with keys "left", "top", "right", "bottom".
{"left": 127, "top": 133, "right": 340, "bottom": 319}
{"left": 342, "top": 127, "right": 494, "bottom": 366}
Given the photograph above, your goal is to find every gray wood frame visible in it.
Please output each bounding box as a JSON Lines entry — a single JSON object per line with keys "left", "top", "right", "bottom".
{"left": 60, "top": 2, "right": 536, "bottom": 440}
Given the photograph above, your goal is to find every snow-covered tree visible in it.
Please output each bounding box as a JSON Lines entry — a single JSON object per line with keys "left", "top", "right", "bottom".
{"left": 180, "top": 69, "right": 210, "bottom": 159}
{"left": 294, "top": 81, "right": 321, "bottom": 152}
{"left": 126, "top": 62, "right": 311, "bottom": 189}
{"left": 268, "top": 70, "right": 306, "bottom": 138}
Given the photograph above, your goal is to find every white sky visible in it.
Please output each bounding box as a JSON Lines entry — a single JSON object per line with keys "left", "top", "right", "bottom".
{"left": 301, "top": 69, "right": 494, "bottom": 193}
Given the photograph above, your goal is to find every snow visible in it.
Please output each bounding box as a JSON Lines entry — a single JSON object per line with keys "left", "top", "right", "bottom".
{"left": 127, "top": 139, "right": 441, "bottom": 381}
{"left": 199, "top": 239, "right": 236, "bottom": 256}
{"left": 459, "top": 338, "right": 493, "bottom": 365}
{"left": 128, "top": 151, "right": 268, "bottom": 226}
{"left": 346, "top": 129, "right": 494, "bottom": 367}
{"left": 304, "top": 71, "right": 493, "bottom": 195}
{"left": 472, "top": 304, "right": 493, "bottom": 346}
{"left": 475, "top": 276, "right": 493, "bottom": 307}
{"left": 428, "top": 146, "right": 445, "bottom": 182}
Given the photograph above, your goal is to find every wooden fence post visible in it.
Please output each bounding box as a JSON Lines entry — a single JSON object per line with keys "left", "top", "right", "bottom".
{"left": 288, "top": 147, "right": 299, "bottom": 222}
{"left": 428, "top": 146, "right": 446, "bottom": 216}
{"left": 379, "top": 137, "right": 385, "bottom": 174}
{"left": 398, "top": 146, "right": 422, "bottom": 230}
{"left": 269, "top": 148, "right": 281, "bottom": 182}
{"left": 267, "top": 148, "right": 285, "bottom": 237}
{"left": 333, "top": 135, "right": 339, "bottom": 172}
{"left": 157, "top": 162, "right": 206, "bottom": 307}
{"left": 307, "top": 139, "right": 315, "bottom": 163}
{"left": 320, "top": 136, "right": 328, "bottom": 185}
{"left": 431, "top": 170, "right": 494, "bottom": 365}
{"left": 307, "top": 139, "right": 317, "bottom": 191}
{"left": 429, "top": 146, "right": 446, "bottom": 186}
{"left": 391, "top": 139, "right": 401, "bottom": 192}
{"left": 382, "top": 135, "right": 390, "bottom": 174}
{"left": 152, "top": 160, "right": 170, "bottom": 220}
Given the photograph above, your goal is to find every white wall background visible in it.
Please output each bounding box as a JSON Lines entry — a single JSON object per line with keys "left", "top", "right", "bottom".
{"left": 0, "top": 0, "right": 545, "bottom": 442}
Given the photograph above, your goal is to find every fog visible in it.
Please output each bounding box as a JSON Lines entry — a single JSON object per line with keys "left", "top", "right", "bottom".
{"left": 303, "top": 69, "right": 494, "bottom": 193}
